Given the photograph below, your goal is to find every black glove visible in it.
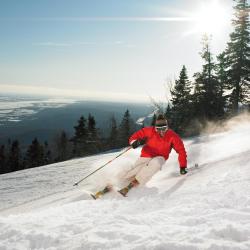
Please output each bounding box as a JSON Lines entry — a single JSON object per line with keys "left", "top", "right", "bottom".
{"left": 180, "top": 167, "right": 188, "bottom": 175}
{"left": 131, "top": 138, "right": 147, "bottom": 149}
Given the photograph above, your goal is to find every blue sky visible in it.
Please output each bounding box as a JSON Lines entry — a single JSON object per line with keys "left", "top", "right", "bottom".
{"left": 0, "top": 0, "right": 236, "bottom": 102}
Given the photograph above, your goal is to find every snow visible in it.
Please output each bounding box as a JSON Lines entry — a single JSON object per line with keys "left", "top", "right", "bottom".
{"left": 0, "top": 115, "right": 250, "bottom": 250}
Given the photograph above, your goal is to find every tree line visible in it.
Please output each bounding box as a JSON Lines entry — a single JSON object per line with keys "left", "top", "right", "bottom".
{"left": 0, "top": 110, "right": 137, "bottom": 174}
{"left": 163, "top": 0, "right": 249, "bottom": 136}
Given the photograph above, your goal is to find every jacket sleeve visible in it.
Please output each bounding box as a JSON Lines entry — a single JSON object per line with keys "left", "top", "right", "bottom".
{"left": 129, "top": 128, "right": 147, "bottom": 145}
{"left": 171, "top": 133, "right": 187, "bottom": 168}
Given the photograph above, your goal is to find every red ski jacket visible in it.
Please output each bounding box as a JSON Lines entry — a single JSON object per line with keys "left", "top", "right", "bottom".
{"left": 129, "top": 127, "right": 187, "bottom": 168}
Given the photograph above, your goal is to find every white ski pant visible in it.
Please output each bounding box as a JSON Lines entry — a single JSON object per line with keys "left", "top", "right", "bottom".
{"left": 123, "top": 156, "right": 165, "bottom": 185}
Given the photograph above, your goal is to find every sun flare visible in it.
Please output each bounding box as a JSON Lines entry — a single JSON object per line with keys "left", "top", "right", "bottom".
{"left": 189, "top": 0, "right": 231, "bottom": 34}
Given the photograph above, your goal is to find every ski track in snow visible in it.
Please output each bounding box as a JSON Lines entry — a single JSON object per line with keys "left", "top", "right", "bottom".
{"left": 0, "top": 117, "right": 250, "bottom": 250}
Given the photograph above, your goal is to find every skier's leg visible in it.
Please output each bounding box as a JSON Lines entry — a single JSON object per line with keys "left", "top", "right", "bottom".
{"left": 117, "top": 158, "right": 151, "bottom": 196}
{"left": 118, "top": 157, "right": 162, "bottom": 196}
{"left": 135, "top": 156, "right": 165, "bottom": 185}
{"left": 122, "top": 157, "right": 151, "bottom": 180}
{"left": 119, "top": 157, "right": 164, "bottom": 196}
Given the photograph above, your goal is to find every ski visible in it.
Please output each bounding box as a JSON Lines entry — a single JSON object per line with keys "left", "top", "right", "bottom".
{"left": 90, "top": 193, "right": 98, "bottom": 200}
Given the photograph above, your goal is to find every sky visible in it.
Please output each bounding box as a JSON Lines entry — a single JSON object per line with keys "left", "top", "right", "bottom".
{"left": 0, "top": 0, "right": 236, "bottom": 102}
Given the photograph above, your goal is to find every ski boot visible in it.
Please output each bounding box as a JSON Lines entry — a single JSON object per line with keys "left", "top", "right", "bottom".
{"left": 91, "top": 185, "right": 112, "bottom": 200}
{"left": 118, "top": 179, "right": 139, "bottom": 197}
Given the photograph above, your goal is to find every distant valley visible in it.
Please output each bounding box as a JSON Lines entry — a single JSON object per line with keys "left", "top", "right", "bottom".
{"left": 0, "top": 95, "right": 153, "bottom": 145}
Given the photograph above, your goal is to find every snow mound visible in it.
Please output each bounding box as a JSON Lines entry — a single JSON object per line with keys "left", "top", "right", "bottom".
{"left": 0, "top": 116, "right": 250, "bottom": 250}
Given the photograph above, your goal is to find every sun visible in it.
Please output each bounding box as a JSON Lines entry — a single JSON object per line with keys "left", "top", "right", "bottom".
{"left": 188, "top": 0, "right": 231, "bottom": 35}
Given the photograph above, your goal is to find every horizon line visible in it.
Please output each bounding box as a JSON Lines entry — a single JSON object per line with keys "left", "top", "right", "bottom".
{"left": 1, "top": 16, "right": 193, "bottom": 22}
{"left": 0, "top": 84, "right": 156, "bottom": 104}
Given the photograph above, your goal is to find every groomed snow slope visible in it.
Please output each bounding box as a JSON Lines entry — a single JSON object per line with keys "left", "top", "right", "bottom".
{"left": 0, "top": 115, "right": 250, "bottom": 250}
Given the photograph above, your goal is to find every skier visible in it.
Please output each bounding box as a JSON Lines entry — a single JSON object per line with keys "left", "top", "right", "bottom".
{"left": 92, "top": 114, "right": 187, "bottom": 199}
{"left": 118, "top": 113, "right": 187, "bottom": 196}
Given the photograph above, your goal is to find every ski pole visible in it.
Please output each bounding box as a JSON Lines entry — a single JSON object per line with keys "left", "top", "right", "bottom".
{"left": 73, "top": 146, "right": 132, "bottom": 186}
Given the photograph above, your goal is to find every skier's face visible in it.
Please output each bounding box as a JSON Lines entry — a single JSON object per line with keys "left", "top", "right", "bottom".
{"left": 155, "top": 126, "right": 168, "bottom": 137}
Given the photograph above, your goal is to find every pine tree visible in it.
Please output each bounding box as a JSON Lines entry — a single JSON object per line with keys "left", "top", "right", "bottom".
{"left": 223, "top": 0, "right": 250, "bottom": 113}
{"left": 86, "top": 114, "right": 100, "bottom": 154}
{"left": 25, "top": 138, "right": 45, "bottom": 169}
{"left": 44, "top": 141, "right": 52, "bottom": 164}
{"left": 194, "top": 35, "right": 223, "bottom": 120}
{"left": 87, "top": 114, "right": 97, "bottom": 142}
{"left": 192, "top": 71, "right": 205, "bottom": 120}
{"left": 165, "top": 104, "right": 172, "bottom": 127}
{"left": 3, "top": 139, "right": 12, "bottom": 173}
{"left": 56, "top": 131, "right": 70, "bottom": 161}
{"left": 107, "top": 115, "right": 119, "bottom": 149}
{"left": 118, "top": 110, "right": 135, "bottom": 147}
{"left": 171, "top": 65, "right": 192, "bottom": 135}
{"left": 216, "top": 51, "right": 228, "bottom": 115}
{"left": 8, "top": 140, "right": 22, "bottom": 172}
{"left": 72, "top": 116, "right": 87, "bottom": 156}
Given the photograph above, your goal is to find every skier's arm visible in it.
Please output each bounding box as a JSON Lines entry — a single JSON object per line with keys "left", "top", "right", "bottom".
{"left": 129, "top": 128, "right": 147, "bottom": 147}
{"left": 171, "top": 134, "right": 187, "bottom": 168}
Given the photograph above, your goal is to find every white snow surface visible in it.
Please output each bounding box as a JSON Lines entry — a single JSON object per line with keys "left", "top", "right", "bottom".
{"left": 0, "top": 115, "right": 250, "bottom": 250}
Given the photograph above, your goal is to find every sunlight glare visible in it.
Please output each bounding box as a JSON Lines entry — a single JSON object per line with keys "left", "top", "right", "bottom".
{"left": 191, "top": 0, "right": 230, "bottom": 34}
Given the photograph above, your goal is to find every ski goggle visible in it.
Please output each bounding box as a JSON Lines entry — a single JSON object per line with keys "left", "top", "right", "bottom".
{"left": 155, "top": 125, "right": 168, "bottom": 132}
